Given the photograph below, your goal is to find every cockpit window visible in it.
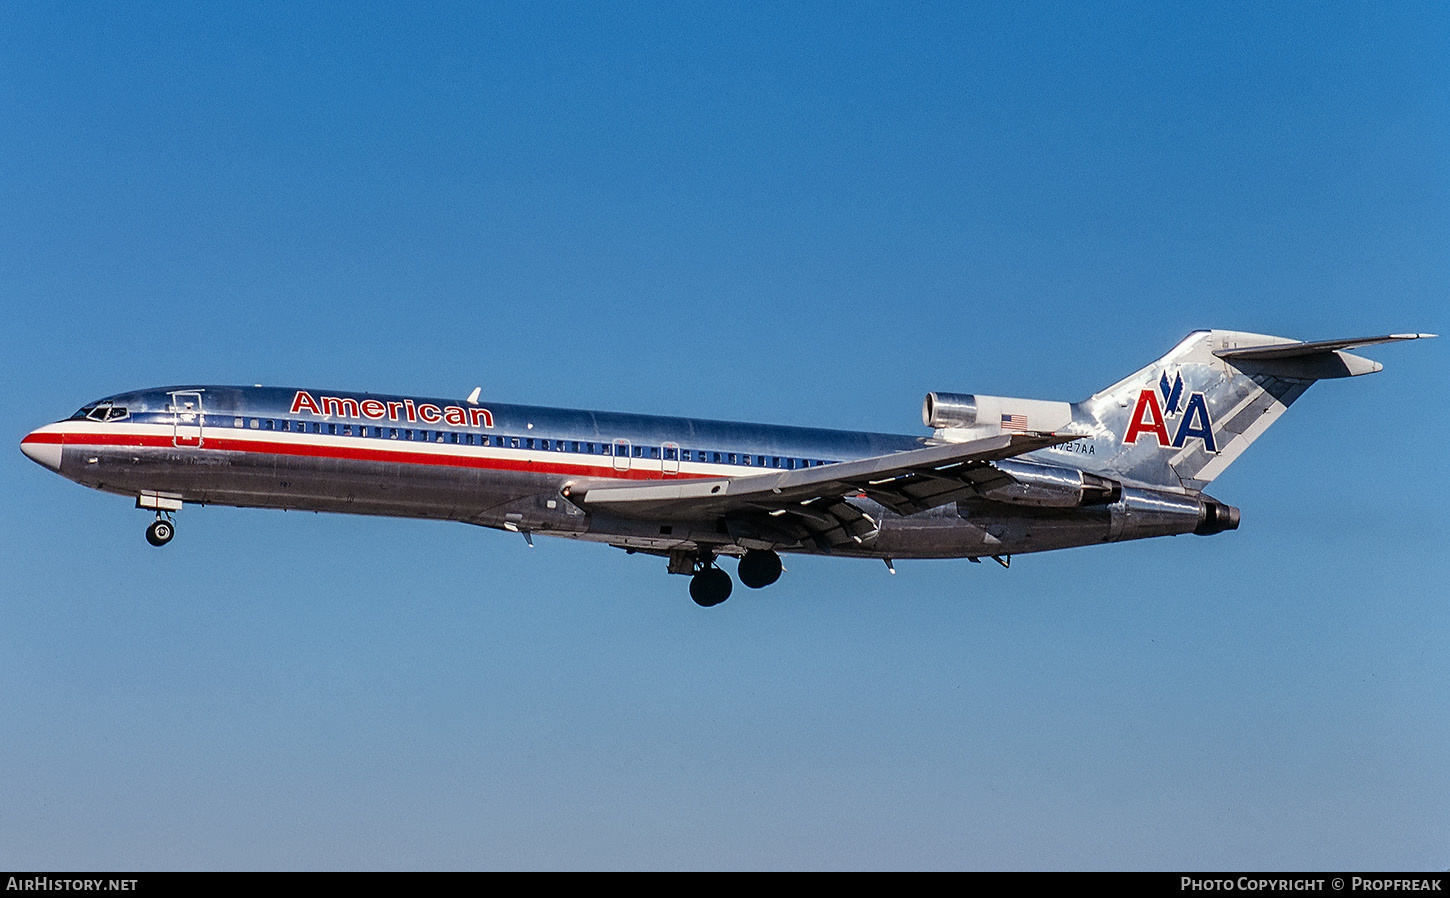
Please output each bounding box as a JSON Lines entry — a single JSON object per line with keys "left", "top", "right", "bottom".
{"left": 72, "top": 401, "right": 129, "bottom": 422}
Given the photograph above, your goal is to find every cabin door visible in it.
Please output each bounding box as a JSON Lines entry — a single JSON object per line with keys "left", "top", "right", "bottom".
{"left": 170, "top": 391, "right": 205, "bottom": 448}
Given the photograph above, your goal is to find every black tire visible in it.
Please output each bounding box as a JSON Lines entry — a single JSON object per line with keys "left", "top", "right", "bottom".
{"left": 737, "top": 550, "right": 783, "bottom": 589}
{"left": 146, "top": 519, "right": 174, "bottom": 547}
{"left": 689, "top": 567, "right": 733, "bottom": 607}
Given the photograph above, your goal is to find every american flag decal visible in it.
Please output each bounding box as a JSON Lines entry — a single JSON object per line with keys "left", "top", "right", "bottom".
{"left": 1001, "top": 413, "right": 1029, "bottom": 433}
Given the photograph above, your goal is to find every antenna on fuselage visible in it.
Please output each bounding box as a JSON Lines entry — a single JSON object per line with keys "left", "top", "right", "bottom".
{"left": 466, "top": 387, "right": 481, "bottom": 405}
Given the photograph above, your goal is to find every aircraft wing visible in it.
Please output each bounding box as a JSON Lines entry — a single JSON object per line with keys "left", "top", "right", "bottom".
{"left": 573, "top": 432, "right": 1077, "bottom": 550}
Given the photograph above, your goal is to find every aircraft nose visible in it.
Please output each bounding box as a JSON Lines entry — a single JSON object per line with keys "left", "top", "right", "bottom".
{"left": 20, "top": 429, "right": 63, "bottom": 471}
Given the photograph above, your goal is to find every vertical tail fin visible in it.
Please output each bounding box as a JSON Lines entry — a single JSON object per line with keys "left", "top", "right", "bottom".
{"left": 1068, "top": 330, "right": 1430, "bottom": 492}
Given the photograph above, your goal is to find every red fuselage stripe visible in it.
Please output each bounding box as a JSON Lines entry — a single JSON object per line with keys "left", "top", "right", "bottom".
{"left": 46, "top": 429, "right": 722, "bottom": 483}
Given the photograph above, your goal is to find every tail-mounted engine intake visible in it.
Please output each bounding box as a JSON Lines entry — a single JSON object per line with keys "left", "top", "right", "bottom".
{"left": 923, "top": 392, "right": 979, "bottom": 429}
{"left": 923, "top": 392, "right": 1074, "bottom": 437}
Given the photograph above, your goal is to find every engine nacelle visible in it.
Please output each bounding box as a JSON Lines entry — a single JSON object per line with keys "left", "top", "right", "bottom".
{"left": 1195, "top": 496, "right": 1241, "bottom": 535}
{"left": 922, "top": 392, "right": 979, "bottom": 429}
{"left": 922, "top": 392, "right": 1074, "bottom": 436}
{"left": 977, "top": 459, "right": 1122, "bottom": 508}
{"left": 1107, "top": 488, "right": 1242, "bottom": 541}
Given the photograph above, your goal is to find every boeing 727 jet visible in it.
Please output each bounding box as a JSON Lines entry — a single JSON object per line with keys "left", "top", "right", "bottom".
{"left": 20, "top": 329, "right": 1431, "bottom": 605}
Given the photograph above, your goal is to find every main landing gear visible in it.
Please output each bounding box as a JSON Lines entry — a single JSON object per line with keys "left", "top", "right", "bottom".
{"left": 145, "top": 514, "right": 175, "bottom": 547}
{"left": 680, "top": 549, "right": 785, "bottom": 607}
{"left": 737, "top": 549, "right": 783, "bottom": 589}
{"left": 689, "top": 565, "right": 733, "bottom": 607}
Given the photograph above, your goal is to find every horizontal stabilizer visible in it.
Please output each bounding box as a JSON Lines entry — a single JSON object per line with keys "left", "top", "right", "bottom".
{"left": 1211, "top": 333, "right": 1434, "bottom": 380}
{"left": 1215, "top": 333, "right": 1434, "bottom": 361}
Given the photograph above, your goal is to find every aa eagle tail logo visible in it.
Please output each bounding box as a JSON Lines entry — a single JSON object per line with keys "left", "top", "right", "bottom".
{"left": 1123, "top": 372, "right": 1217, "bottom": 452}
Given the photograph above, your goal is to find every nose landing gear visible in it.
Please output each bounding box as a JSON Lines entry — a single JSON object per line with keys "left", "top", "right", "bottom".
{"left": 136, "top": 493, "right": 182, "bottom": 548}
{"left": 145, "top": 514, "right": 175, "bottom": 547}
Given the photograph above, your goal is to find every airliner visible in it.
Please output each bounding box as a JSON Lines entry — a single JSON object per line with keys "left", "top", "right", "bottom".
{"left": 20, "top": 329, "right": 1431, "bottom": 606}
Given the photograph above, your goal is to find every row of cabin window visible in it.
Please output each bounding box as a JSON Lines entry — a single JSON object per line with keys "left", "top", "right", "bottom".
{"left": 228, "top": 416, "right": 832, "bottom": 469}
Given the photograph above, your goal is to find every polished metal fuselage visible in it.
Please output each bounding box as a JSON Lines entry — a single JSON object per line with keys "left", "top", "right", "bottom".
{"left": 30, "top": 329, "right": 1434, "bottom": 569}
{"left": 23, "top": 382, "right": 1217, "bottom": 561}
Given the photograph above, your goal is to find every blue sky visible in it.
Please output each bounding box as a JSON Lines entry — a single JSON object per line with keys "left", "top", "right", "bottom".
{"left": 3, "top": 2, "right": 1447, "bottom": 870}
